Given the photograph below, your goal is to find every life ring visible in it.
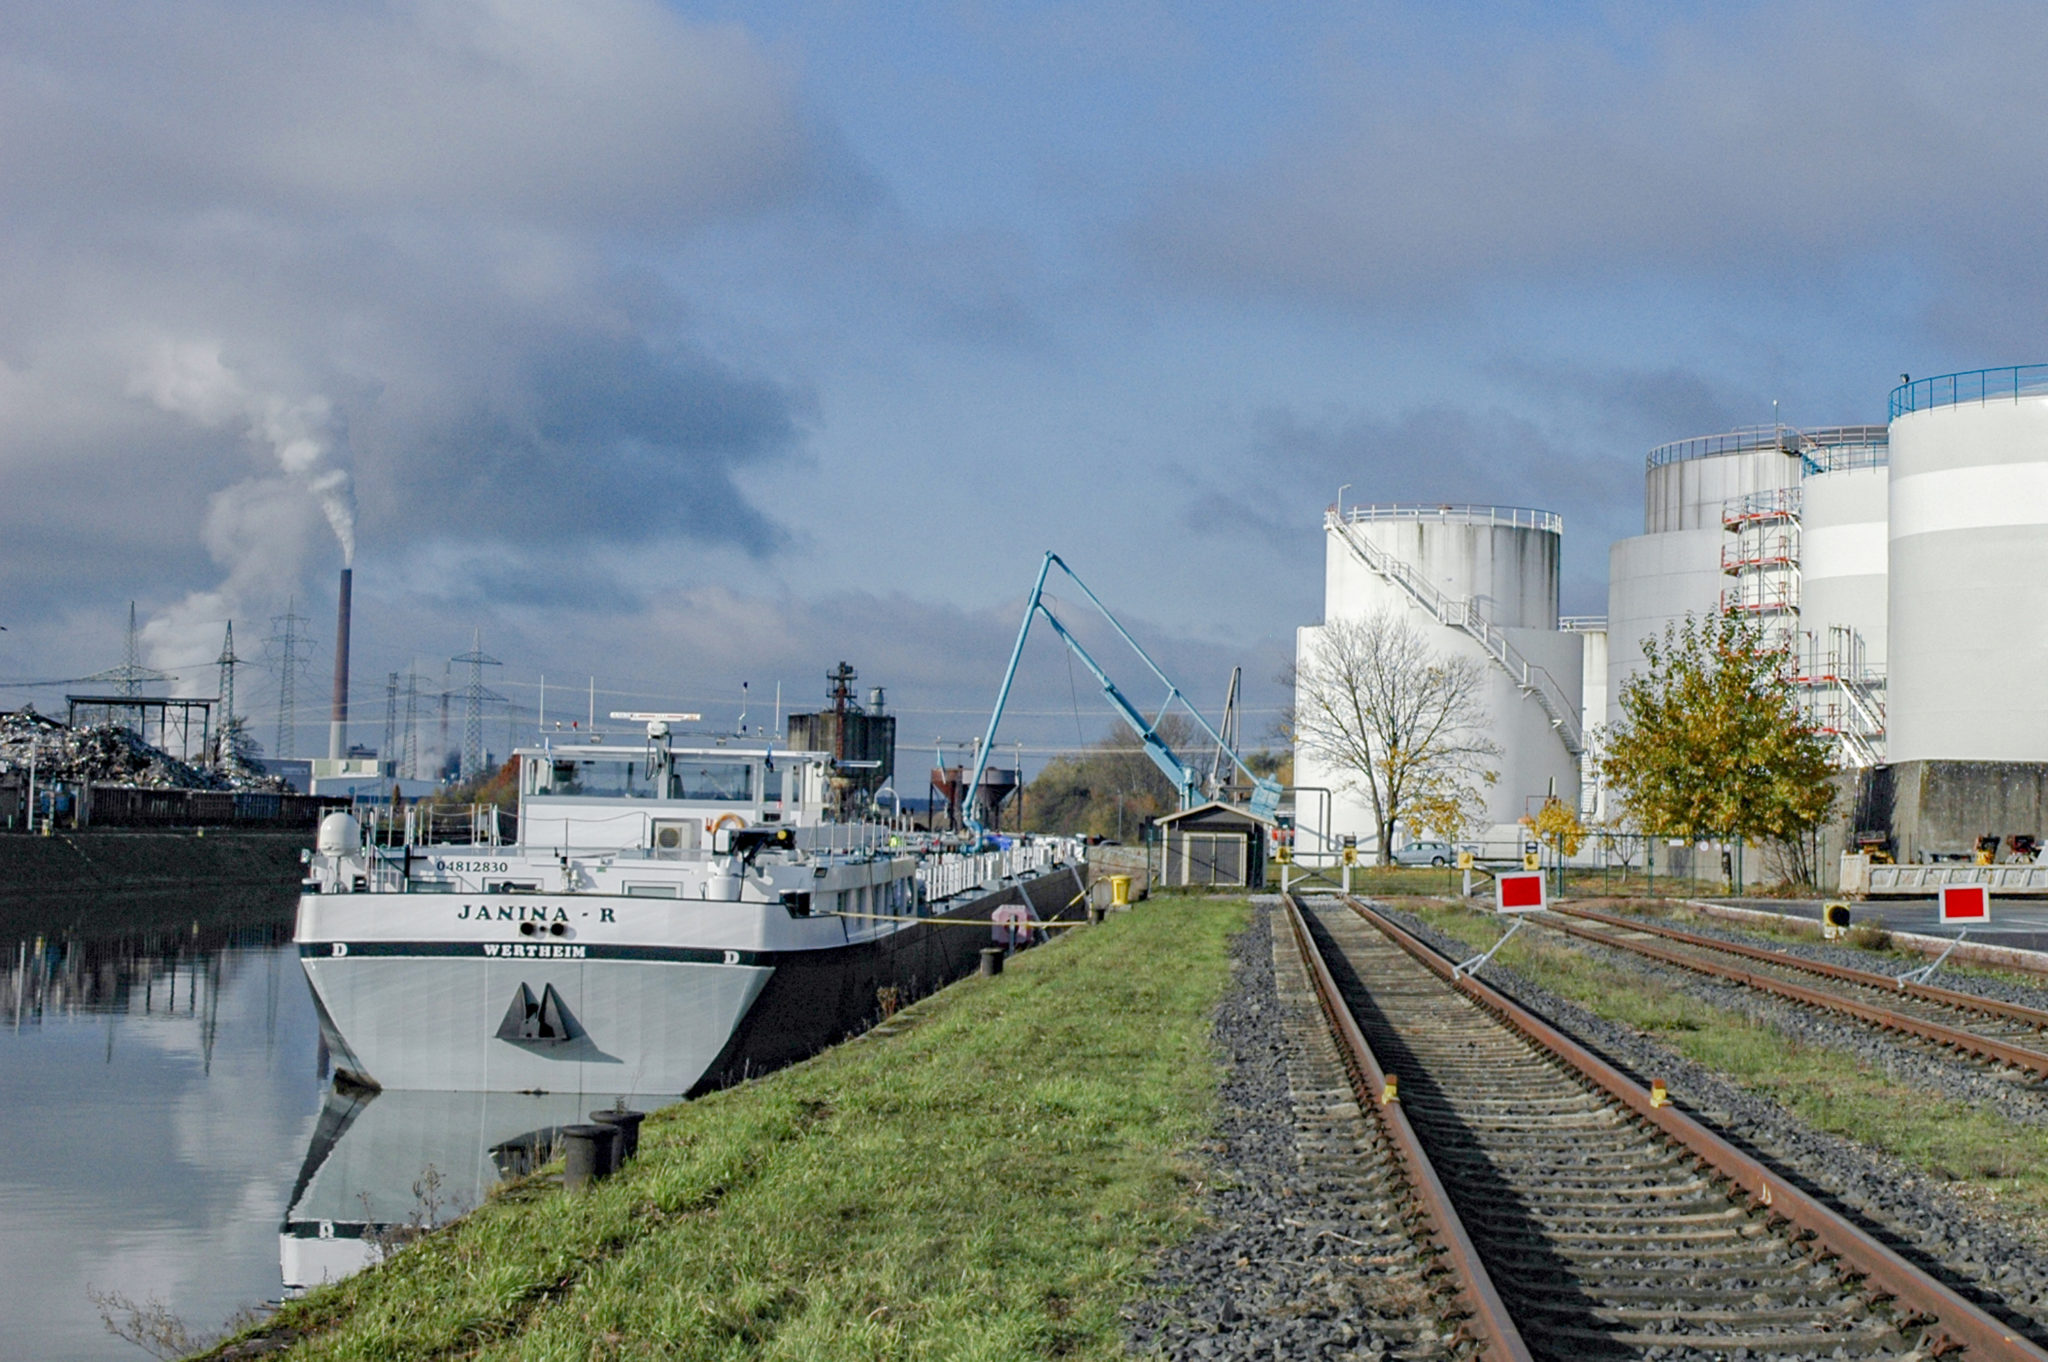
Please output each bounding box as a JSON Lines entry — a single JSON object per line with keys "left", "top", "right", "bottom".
{"left": 709, "top": 813, "right": 746, "bottom": 834}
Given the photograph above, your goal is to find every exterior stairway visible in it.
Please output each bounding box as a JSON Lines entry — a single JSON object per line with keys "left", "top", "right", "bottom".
{"left": 1324, "top": 510, "right": 1585, "bottom": 759}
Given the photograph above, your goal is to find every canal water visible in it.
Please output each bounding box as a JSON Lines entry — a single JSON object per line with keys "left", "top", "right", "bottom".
{"left": 1, "top": 894, "right": 321, "bottom": 1362}
{"left": 3, "top": 887, "right": 686, "bottom": 1361}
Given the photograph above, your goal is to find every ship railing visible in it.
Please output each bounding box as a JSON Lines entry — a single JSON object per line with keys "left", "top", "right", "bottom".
{"left": 915, "top": 836, "right": 1085, "bottom": 905}
{"left": 360, "top": 803, "right": 513, "bottom": 849}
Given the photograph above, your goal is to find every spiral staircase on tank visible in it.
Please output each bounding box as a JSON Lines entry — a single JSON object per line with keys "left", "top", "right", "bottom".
{"left": 1323, "top": 509, "right": 1585, "bottom": 760}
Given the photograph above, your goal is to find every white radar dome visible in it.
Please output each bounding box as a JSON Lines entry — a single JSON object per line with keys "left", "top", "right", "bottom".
{"left": 317, "top": 812, "right": 362, "bottom": 856}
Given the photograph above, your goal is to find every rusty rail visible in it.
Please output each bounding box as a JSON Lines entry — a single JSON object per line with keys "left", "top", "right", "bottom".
{"left": 1537, "top": 908, "right": 2048, "bottom": 1079}
{"left": 1342, "top": 894, "right": 2048, "bottom": 1362}
{"left": 1279, "top": 895, "right": 1534, "bottom": 1362}
{"left": 1561, "top": 903, "right": 2048, "bottom": 1029}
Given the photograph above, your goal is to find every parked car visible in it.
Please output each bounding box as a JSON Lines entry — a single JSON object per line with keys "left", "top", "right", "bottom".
{"left": 1391, "top": 839, "right": 1452, "bottom": 867}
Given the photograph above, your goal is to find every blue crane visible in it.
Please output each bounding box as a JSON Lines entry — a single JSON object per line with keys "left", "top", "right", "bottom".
{"left": 959, "top": 552, "right": 1281, "bottom": 841}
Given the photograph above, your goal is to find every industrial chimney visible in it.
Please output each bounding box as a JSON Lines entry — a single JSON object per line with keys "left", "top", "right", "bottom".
{"left": 328, "top": 567, "right": 352, "bottom": 761}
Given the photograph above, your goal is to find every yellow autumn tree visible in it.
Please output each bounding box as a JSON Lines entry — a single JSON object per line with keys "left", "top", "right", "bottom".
{"left": 1602, "top": 613, "right": 1836, "bottom": 886}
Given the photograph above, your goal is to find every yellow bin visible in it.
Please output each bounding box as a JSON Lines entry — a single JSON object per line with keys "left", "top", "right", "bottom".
{"left": 1109, "top": 874, "right": 1132, "bottom": 907}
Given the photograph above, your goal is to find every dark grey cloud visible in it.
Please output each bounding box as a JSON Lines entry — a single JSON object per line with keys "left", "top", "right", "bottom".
{"left": 1185, "top": 399, "right": 1645, "bottom": 615}
{"left": 1488, "top": 359, "right": 1749, "bottom": 452}
{"left": 401, "top": 331, "right": 808, "bottom": 555}
{"left": 1130, "top": 2, "right": 2048, "bottom": 328}
{"left": 0, "top": 0, "right": 857, "bottom": 679}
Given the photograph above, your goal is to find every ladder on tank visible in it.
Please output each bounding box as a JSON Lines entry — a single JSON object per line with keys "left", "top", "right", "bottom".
{"left": 1324, "top": 509, "right": 1584, "bottom": 759}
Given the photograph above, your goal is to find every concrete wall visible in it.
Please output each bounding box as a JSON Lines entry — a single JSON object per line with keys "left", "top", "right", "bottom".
{"left": 1829, "top": 760, "right": 2048, "bottom": 864}
{"left": 1893, "top": 760, "right": 2048, "bottom": 862}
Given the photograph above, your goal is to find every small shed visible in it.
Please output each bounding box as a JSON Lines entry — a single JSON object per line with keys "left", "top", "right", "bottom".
{"left": 1156, "top": 801, "right": 1274, "bottom": 888}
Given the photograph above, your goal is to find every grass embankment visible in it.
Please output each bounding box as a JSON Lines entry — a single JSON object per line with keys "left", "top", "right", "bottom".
{"left": 1386, "top": 896, "right": 2048, "bottom": 1223}
{"left": 219, "top": 900, "right": 1250, "bottom": 1361}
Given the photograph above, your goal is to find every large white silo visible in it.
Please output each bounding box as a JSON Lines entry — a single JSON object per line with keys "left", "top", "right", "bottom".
{"left": 1297, "top": 504, "right": 1581, "bottom": 857}
{"left": 1887, "top": 368, "right": 2048, "bottom": 764}
{"left": 1607, "top": 429, "right": 1806, "bottom": 709}
{"left": 1644, "top": 429, "right": 1809, "bottom": 534}
{"left": 1799, "top": 460, "right": 1889, "bottom": 670}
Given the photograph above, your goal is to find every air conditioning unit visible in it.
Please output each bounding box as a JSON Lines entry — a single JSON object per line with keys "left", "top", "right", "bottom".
{"left": 651, "top": 820, "right": 699, "bottom": 858}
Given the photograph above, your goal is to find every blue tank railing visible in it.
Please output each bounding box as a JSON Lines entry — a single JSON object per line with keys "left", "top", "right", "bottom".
{"left": 1647, "top": 424, "right": 1888, "bottom": 470}
{"left": 1890, "top": 365, "right": 2048, "bottom": 421}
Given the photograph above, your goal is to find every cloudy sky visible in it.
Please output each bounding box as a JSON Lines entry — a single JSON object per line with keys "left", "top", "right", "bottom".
{"left": 1, "top": 0, "right": 2038, "bottom": 771}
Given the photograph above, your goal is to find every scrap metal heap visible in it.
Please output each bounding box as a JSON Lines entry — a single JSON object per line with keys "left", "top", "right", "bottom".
{"left": 0, "top": 707, "right": 287, "bottom": 792}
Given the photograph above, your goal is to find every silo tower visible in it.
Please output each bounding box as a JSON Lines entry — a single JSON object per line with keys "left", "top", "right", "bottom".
{"left": 1888, "top": 368, "right": 2048, "bottom": 765}
{"left": 1296, "top": 503, "right": 1583, "bottom": 858}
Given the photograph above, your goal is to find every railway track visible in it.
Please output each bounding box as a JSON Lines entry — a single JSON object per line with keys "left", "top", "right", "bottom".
{"left": 1283, "top": 892, "right": 2048, "bottom": 1362}
{"left": 1532, "top": 905, "right": 2048, "bottom": 1080}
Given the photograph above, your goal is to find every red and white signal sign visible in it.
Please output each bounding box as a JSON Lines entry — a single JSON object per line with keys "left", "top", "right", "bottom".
{"left": 1940, "top": 884, "right": 1990, "bottom": 925}
{"left": 1496, "top": 870, "right": 1547, "bottom": 914}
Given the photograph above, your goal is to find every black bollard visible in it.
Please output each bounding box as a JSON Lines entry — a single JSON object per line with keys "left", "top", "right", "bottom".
{"left": 590, "top": 1108, "right": 645, "bottom": 1161}
{"left": 979, "top": 946, "right": 1004, "bottom": 977}
{"left": 562, "top": 1124, "right": 616, "bottom": 1192}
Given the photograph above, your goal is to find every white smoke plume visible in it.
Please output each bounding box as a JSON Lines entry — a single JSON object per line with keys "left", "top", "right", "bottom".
{"left": 132, "top": 339, "right": 357, "bottom": 564}
{"left": 130, "top": 340, "right": 357, "bottom": 699}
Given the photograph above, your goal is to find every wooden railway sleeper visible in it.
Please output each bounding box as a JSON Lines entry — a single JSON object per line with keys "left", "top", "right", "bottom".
{"left": 1319, "top": 894, "right": 2048, "bottom": 1362}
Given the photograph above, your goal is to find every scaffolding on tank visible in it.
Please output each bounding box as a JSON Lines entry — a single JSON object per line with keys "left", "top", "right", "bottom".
{"left": 1715, "top": 486, "right": 1887, "bottom": 768}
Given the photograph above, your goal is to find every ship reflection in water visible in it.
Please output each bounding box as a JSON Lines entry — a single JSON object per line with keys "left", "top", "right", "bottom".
{"left": 280, "top": 1086, "right": 682, "bottom": 1292}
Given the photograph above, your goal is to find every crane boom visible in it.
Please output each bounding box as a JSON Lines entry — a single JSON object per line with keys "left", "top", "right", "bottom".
{"left": 960, "top": 552, "right": 1280, "bottom": 840}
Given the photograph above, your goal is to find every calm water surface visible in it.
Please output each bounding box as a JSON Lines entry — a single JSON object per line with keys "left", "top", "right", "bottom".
{"left": 2, "top": 891, "right": 681, "bottom": 1361}
{"left": 1, "top": 903, "right": 320, "bottom": 1362}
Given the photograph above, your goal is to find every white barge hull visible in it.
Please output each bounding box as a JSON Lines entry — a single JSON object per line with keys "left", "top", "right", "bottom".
{"left": 297, "top": 870, "right": 1082, "bottom": 1095}
{"left": 302, "top": 950, "right": 771, "bottom": 1095}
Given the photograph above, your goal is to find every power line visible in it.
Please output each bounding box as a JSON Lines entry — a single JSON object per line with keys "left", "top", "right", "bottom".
{"left": 451, "top": 628, "right": 502, "bottom": 781}
{"left": 269, "top": 600, "right": 312, "bottom": 760}
{"left": 402, "top": 669, "right": 420, "bottom": 780}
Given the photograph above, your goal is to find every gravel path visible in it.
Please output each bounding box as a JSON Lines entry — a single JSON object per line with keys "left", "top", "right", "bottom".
{"left": 1373, "top": 899, "right": 2048, "bottom": 1344}
{"left": 1124, "top": 903, "right": 1459, "bottom": 1362}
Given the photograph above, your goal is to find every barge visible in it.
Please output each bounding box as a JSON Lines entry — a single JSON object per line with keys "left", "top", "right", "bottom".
{"left": 296, "top": 722, "right": 1085, "bottom": 1094}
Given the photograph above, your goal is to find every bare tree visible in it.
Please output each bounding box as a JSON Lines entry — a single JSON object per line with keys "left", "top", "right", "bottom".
{"left": 1293, "top": 610, "right": 1501, "bottom": 862}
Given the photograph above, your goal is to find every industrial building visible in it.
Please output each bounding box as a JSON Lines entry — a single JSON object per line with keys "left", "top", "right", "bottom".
{"left": 785, "top": 662, "right": 897, "bottom": 820}
{"left": 1295, "top": 364, "right": 2048, "bottom": 874}
{"left": 1293, "top": 504, "right": 1590, "bottom": 859}
{"left": 1599, "top": 366, "right": 2048, "bottom": 868}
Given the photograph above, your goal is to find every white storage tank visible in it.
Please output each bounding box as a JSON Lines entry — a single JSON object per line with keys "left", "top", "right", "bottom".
{"left": 1798, "top": 437, "right": 1889, "bottom": 672}
{"left": 1300, "top": 504, "right": 1581, "bottom": 853}
{"left": 1608, "top": 428, "right": 1805, "bottom": 710}
{"left": 1644, "top": 428, "right": 1806, "bottom": 533}
{"left": 1887, "top": 367, "right": 2048, "bottom": 763}
{"left": 1326, "top": 503, "right": 1560, "bottom": 626}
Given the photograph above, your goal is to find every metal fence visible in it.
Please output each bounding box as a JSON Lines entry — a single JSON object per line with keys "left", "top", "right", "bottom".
{"left": 84, "top": 784, "right": 344, "bottom": 828}
{"left": 1890, "top": 365, "right": 2048, "bottom": 420}
{"left": 1337, "top": 503, "right": 1563, "bottom": 534}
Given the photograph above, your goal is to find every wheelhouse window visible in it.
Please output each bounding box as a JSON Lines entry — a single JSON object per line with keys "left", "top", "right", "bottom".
{"left": 541, "top": 758, "right": 662, "bottom": 799}
{"left": 669, "top": 761, "right": 754, "bottom": 802}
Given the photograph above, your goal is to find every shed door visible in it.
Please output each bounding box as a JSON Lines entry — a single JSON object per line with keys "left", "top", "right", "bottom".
{"left": 1181, "top": 832, "right": 1244, "bottom": 886}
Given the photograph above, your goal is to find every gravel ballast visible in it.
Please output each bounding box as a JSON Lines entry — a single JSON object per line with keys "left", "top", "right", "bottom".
{"left": 1373, "top": 898, "right": 2048, "bottom": 1344}
{"left": 1125, "top": 902, "right": 1454, "bottom": 1362}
